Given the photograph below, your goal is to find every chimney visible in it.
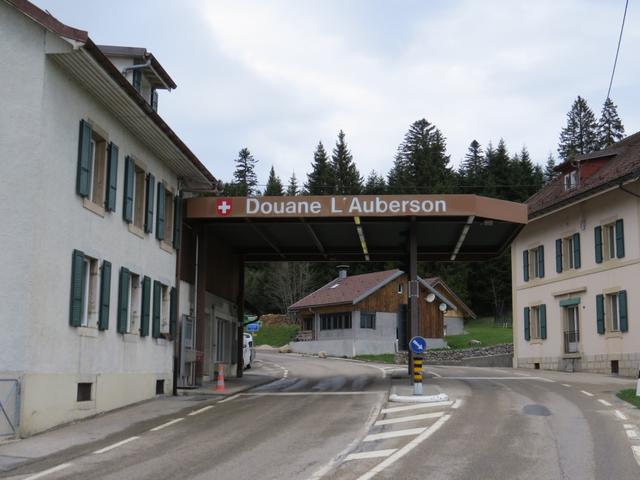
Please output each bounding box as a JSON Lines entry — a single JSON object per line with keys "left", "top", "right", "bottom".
{"left": 337, "top": 265, "right": 349, "bottom": 279}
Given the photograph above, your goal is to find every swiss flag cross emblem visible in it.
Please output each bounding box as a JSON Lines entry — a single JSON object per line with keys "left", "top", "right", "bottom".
{"left": 216, "top": 198, "right": 233, "bottom": 216}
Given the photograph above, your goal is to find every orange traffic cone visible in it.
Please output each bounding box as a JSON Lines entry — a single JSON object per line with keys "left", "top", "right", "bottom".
{"left": 215, "top": 364, "right": 225, "bottom": 393}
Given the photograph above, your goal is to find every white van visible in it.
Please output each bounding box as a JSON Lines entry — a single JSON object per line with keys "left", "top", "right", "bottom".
{"left": 243, "top": 333, "right": 256, "bottom": 369}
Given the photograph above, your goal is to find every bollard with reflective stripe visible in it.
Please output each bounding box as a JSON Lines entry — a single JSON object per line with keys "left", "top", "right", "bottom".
{"left": 413, "top": 357, "right": 423, "bottom": 396}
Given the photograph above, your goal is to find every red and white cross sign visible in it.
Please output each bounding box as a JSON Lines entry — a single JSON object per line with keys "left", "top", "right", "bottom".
{"left": 216, "top": 198, "right": 233, "bottom": 216}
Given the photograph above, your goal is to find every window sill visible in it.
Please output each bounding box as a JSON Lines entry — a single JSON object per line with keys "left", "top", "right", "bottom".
{"left": 76, "top": 400, "right": 96, "bottom": 411}
{"left": 562, "top": 353, "right": 581, "bottom": 359}
{"left": 529, "top": 339, "right": 544, "bottom": 344}
{"left": 77, "top": 326, "right": 98, "bottom": 338}
{"left": 83, "top": 198, "right": 105, "bottom": 217}
{"left": 605, "top": 331, "right": 623, "bottom": 339}
{"left": 123, "top": 333, "right": 139, "bottom": 343}
{"left": 155, "top": 338, "right": 167, "bottom": 346}
{"left": 128, "top": 224, "right": 145, "bottom": 239}
{"left": 160, "top": 240, "right": 174, "bottom": 254}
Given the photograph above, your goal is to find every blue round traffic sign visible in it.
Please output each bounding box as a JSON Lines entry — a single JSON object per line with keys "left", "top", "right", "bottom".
{"left": 409, "top": 336, "right": 427, "bottom": 354}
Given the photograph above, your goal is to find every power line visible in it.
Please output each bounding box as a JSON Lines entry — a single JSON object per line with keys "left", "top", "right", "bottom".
{"left": 606, "top": 0, "right": 629, "bottom": 101}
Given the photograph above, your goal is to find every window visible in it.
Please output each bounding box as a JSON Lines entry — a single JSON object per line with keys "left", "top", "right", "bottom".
{"left": 530, "top": 306, "right": 541, "bottom": 339}
{"left": 523, "top": 245, "right": 544, "bottom": 281}
{"left": 133, "top": 166, "right": 146, "bottom": 229}
{"left": 164, "top": 189, "right": 174, "bottom": 241}
{"left": 524, "top": 304, "right": 546, "bottom": 341}
{"left": 564, "top": 170, "right": 578, "bottom": 191}
{"left": 607, "top": 293, "right": 620, "bottom": 331}
{"left": 398, "top": 283, "right": 403, "bottom": 294}
{"left": 596, "top": 220, "right": 625, "bottom": 263}
{"left": 604, "top": 223, "right": 617, "bottom": 261}
{"left": 123, "top": 157, "right": 154, "bottom": 233}
{"left": 183, "top": 316, "right": 194, "bottom": 349}
{"left": 320, "top": 312, "right": 352, "bottom": 330}
{"left": 69, "top": 250, "right": 111, "bottom": 329}
{"left": 360, "top": 312, "right": 376, "bottom": 329}
{"left": 561, "top": 234, "right": 581, "bottom": 271}
{"left": 160, "top": 284, "right": 170, "bottom": 334}
{"left": 563, "top": 304, "right": 580, "bottom": 353}
{"left": 76, "top": 383, "right": 92, "bottom": 402}
{"left": 128, "top": 273, "right": 141, "bottom": 333}
{"left": 596, "top": 291, "right": 628, "bottom": 334}
{"left": 215, "top": 317, "right": 235, "bottom": 362}
{"left": 80, "top": 256, "right": 99, "bottom": 327}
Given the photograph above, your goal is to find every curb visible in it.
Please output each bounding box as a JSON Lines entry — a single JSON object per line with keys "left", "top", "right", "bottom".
{"left": 177, "top": 374, "right": 279, "bottom": 397}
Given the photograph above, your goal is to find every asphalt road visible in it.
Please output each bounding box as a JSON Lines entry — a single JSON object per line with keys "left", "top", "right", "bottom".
{"left": 4, "top": 355, "right": 640, "bottom": 480}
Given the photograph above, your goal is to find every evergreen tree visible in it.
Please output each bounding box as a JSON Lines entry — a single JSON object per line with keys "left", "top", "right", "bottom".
{"left": 363, "top": 170, "right": 387, "bottom": 194}
{"left": 458, "top": 140, "right": 487, "bottom": 194}
{"left": 485, "top": 139, "right": 512, "bottom": 198}
{"left": 264, "top": 166, "right": 284, "bottom": 196}
{"left": 558, "top": 96, "right": 598, "bottom": 160}
{"left": 597, "top": 97, "right": 625, "bottom": 149}
{"left": 305, "top": 142, "right": 335, "bottom": 195}
{"left": 232, "top": 147, "right": 258, "bottom": 196}
{"left": 286, "top": 172, "right": 299, "bottom": 196}
{"left": 543, "top": 153, "right": 558, "bottom": 184}
{"left": 331, "top": 130, "right": 362, "bottom": 195}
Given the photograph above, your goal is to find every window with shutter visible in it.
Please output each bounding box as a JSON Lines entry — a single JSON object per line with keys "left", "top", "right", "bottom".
{"left": 123, "top": 156, "right": 134, "bottom": 223}
{"left": 152, "top": 281, "right": 162, "bottom": 338}
{"left": 76, "top": 120, "right": 92, "bottom": 198}
{"left": 117, "top": 268, "right": 131, "bottom": 334}
{"left": 70, "top": 249, "right": 85, "bottom": 327}
{"left": 615, "top": 219, "right": 625, "bottom": 258}
{"left": 145, "top": 174, "right": 155, "bottom": 233}
{"left": 524, "top": 307, "right": 530, "bottom": 341}
{"left": 105, "top": 143, "right": 118, "bottom": 212}
{"left": 596, "top": 294, "right": 605, "bottom": 335}
{"left": 594, "top": 226, "right": 603, "bottom": 263}
{"left": 539, "top": 304, "right": 547, "bottom": 340}
{"left": 173, "top": 196, "right": 182, "bottom": 249}
{"left": 555, "top": 239, "right": 563, "bottom": 273}
{"left": 537, "top": 245, "right": 545, "bottom": 278}
{"left": 523, "top": 250, "right": 529, "bottom": 282}
{"left": 619, "top": 290, "right": 628, "bottom": 332}
{"left": 156, "top": 182, "right": 166, "bottom": 241}
{"left": 98, "top": 260, "right": 112, "bottom": 330}
{"left": 140, "top": 276, "right": 151, "bottom": 336}
{"left": 169, "top": 287, "right": 177, "bottom": 339}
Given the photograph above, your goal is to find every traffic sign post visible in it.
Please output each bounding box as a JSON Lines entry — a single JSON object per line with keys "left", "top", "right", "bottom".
{"left": 409, "top": 336, "right": 427, "bottom": 396}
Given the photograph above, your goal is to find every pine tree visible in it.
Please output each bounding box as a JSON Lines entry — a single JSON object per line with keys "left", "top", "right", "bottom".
{"left": 305, "top": 142, "right": 334, "bottom": 195}
{"left": 485, "top": 139, "right": 512, "bottom": 198}
{"left": 558, "top": 96, "right": 598, "bottom": 160}
{"left": 543, "top": 153, "right": 558, "bottom": 184}
{"left": 331, "top": 130, "right": 362, "bottom": 195}
{"left": 597, "top": 97, "right": 625, "bottom": 149}
{"left": 363, "top": 170, "right": 387, "bottom": 194}
{"left": 286, "top": 172, "right": 299, "bottom": 196}
{"left": 458, "top": 140, "right": 487, "bottom": 194}
{"left": 232, "top": 147, "right": 258, "bottom": 196}
{"left": 264, "top": 165, "right": 284, "bottom": 196}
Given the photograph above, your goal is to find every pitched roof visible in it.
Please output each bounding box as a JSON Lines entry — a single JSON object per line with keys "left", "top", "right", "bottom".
{"left": 289, "top": 269, "right": 404, "bottom": 310}
{"left": 420, "top": 277, "right": 476, "bottom": 319}
{"left": 528, "top": 131, "right": 640, "bottom": 219}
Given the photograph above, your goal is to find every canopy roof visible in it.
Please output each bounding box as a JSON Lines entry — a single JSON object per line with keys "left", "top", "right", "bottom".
{"left": 186, "top": 194, "right": 527, "bottom": 262}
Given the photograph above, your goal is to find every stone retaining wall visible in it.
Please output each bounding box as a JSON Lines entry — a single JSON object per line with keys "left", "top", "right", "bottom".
{"left": 395, "top": 344, "right": 514, "bottom": 368}
{"left": 518, "top": 352, "right": 640, "bottom": 377}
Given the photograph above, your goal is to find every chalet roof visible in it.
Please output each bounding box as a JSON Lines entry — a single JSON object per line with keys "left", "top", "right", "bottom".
{"left": 289, "top": 269, "right": 404, "bottom": 310}
{"left": 528, "top": 131, "right": 640, "bottom": 219}
{"left": 420, "top": 277, "right": 476, "bottom": 319}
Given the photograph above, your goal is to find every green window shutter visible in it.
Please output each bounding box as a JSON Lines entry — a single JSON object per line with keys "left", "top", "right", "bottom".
{"left": 572, "top": 233, "right": 581, "bottom": 269}
{"left": 539, "top": 304, "right": 547, "bottom": 339}
{"left": 619, "top": 290, "right": 628, "bottom": 332}
{"left": 596, "top": 294, "right": 605, "bottom": 335}
{"left": 615, "top": 219, "right": 625, "bottom": 258}
{"left": 76, "top": 120, "right": 92, "bottom": 197}
{"left": 152, "top": 281, "right": 162, "bottom": 338}
{"left": 173, "top": 196, "right": 182, "bottom": 249}
{"left": 123, "top": 156, "right": 134, "bottom": 223}
{"left": 594, "top": 226, "right": 603, "bottom": 264}
{"left": 69, "top": 249, "right": 85, "bottom": 327}
{"left": 537, "top": 245, "right": 545, "bottom": 278}
{"left": 156, "top": 182, "right": 166, "bottom": 240}
{"left": 145, "top": 174, "right": 155, "bottom": 233}
{"left": 140, "top": 276, "right": 151, "bottom": 336}
{"left": 133, "top": 69, "right": 142, "bottom": 91}
{"left": 105, "top": 143, "right": 118, "bottom": 212}
{"left": 169, "top": 287, "right": 177, "bottom": 339}
{"left": 98, "top": 260, "right": 112, "bottom": 331}
{"left": 523, "top": 250, "right": 529, "bottom": 282}
{"left": 524, "top": 307, "right": 530, "bottom": 341}
{"left": 555, "top": 239, "right": 563, "bottom": 273}
{"left": 117, "top": 267, "right": 131, "bottom": 334}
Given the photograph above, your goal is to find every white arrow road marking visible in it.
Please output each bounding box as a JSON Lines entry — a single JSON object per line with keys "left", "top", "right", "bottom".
{"left": 632, "top": 446, "right": 640, "bottom": 466}
{"left": 188, "top": 405, "right": 214, "bottom": 416}
{"left": 374, "top": 412, "right": 444, "bottom": 426}
{"left": 615, "top": 410, "right": 628, "bottom": 421}
{"left": 364, "top": 427, "right": 425, "bottom": 442}
{"left": 23, "top": 463, "right": 73, "bottom": 480}
{"left": 218, "top": 394, "right": 240, "bottom": 403}
{"left": 149, "top": 418, "right": 183, "bottom": 432}
{"left": 345, "top": 449, "right": 397, "bottom": 461}
{"left": 93, "top": 436, "right": 140, "bottom": 454}
{"left": 626, "top": 429, "right": 639, "bottom": 440}
{"left": 598, "top": 399, "right": 612, "bottom": 407}
{"left": 581, "top": 390, "right": 594, "bottom": 397}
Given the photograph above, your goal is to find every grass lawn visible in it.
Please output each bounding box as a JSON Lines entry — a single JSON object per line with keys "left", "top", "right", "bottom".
{"left": 252, "top": 324, "right": 299, "bottom": 347}
{"left": 617, "top": 389, "right": 640, "bottom": 408}
{"left": 444, "top": 317, "right": 513, "bottom": 350}
{"left": 354, "top": 353, "right": 396, "bottom": 364}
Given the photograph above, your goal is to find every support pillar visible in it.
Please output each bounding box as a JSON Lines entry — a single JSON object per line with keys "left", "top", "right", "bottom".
{"left": 194, "top": 228, "right": 207, "bottom": 385}
{"left": 236, "top": 255, "right": 245, "bottom": 378}
{"left": 408, "top": 217, "right": 419, "bottom": 382}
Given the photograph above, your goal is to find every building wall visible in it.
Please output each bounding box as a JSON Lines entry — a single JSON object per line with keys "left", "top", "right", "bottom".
{"left": 512, "top": 186, "right": 640, "bottom": 376}
{"left": 0, "top": 6, "right": 178, "bottom": 435}
{"left": 445, "top": 316, "right": 465, "bottom": 336}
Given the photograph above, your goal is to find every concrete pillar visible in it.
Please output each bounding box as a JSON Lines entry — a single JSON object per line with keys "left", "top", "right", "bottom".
{"left": 195, "top": 228, "right": 207, "bottom": 385}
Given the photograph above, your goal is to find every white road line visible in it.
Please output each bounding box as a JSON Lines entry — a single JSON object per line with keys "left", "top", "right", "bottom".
{"left": 23, "top": 463, "right": 73, "bottom": 480}
{"left": 494, "top": 369, "right": 508, "bottom": 373}
{"left": 188, "top": 405, "right": 214, "bottom": 416}
{"left": 632, "top": 446, "right": 640, "bottom": 465}
{"left": 512, "top": 372, "right": 532, "bottom": 376}
{"left": 375, "top": 412, "right": 443, "bottom": 426}
{"left": 626, "top": 429, "right": 639, "bottom": 440}
{"left": 241, "top": 391, "right": 384, "bottom": 396}
{"left": 581, "top": 390, "right": 595, "bottom": 397}
{"left": 357, "top": 415, "right": 451, "bottom": 480}
{"left": 438, "top": 376, "right": 548, "bottom": 381}
{"left": 381, "top": 401, "right": 452, "bottom": 414}
{"left": 364, "top": 427, "right": 425, "bottom": 442}
{"left": 93, "top": 436, "right": 140, "bottom": 454}
{"left": 428, "top": 370, "right": 442, "bottom": 378}
{"left": 218, "top": 394, "right": 240, "bottom": 403}
{"left": 623, "top": 424, "right": 635, "bottom": 429}
{"left": 149, "top": 418, "right": 184, "bottom": 432}
{"left": 451, "top": 398, "right": 463, "bottom": 409}
{"left": 345, "top": 449, "right": 397, "bottom": 461}
{"left": 561, "top": 383, "right": 572, "bottom": 387}
{"left": 615, "top": 410, "right": 628, "bottom": 421}
{"left": 598, "top": 399, "right": 612, "bottom": 407}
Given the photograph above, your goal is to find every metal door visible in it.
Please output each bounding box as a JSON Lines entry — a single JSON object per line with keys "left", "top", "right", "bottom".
{"left": 0, "top": 379, "right": 20, "bottom": 437}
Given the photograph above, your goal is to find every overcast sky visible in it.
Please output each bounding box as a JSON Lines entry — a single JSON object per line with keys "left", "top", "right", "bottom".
{"left": 35, "top": 0, "right": 639, "bottom": 187}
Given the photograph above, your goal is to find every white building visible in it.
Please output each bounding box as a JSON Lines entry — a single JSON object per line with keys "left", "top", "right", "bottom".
{"left": 0, "top": 0, "right": 216, "bottom": 437}
{"left": 512, "top": 133, "right": 640, "bottom": 377}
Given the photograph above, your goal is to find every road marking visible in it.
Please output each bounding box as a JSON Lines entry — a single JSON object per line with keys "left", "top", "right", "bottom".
{"left": 283, "top": 370, "right": 289, "bottom": 378}
{"left": 345, "top": 449, "right": 397, "bottom": 461}
{"left": 427, "top": 370, "right": 442, "bottom": 378}
{"left": 632, "top": 446, "right": 640, "bottom": 465}
{"left": 580, "top": 390, "right": 594, "bottom": 397}
{"left": 218, "top": 394, "right": 240, "bottom": 404}
{"left": 188, "top": 405, "right": 214, "bottom": 416}
{"left": 381, "top": 401, "right": 452, "bottom": 414}
{"left": 357, "top": 415, "right": 451, "bottom": 480}
{"left": 451, "top": 399, "right": 463, "bottom": 409}
{"left": 513, "top": 372, "right": 531, "bottom": 376}
{"left": 438, "top": 376, "right": 549, "bottom": 381}
{"left": 615, "top": 410, "right": 628, "bottom": 421}
{"left": 598, "top": 399, "right": 612, "bottom": 407}
{"left": 494, "top": 369, "right": 508, "bottom": 373}
{"left": 561, "top": 383, "right": 572, "bottom": 387}
{"left": 626, "top": 429, "right": 639, "bottom": 440}
{"left": 623, "top": 424, "right": 635, "bottom": 429}
{"left": 149, "top": 418, "right": 184, "bottom": 432}
{"left": 375, "top": 412, "right": 444, "bottom": 426}
{"left": 242, "top": 391, "right": 384, "bottom": 396}
{"left": 23, "top": 463, "right": 73, "bottom": 480}
{"left": 93, "top": 436, "right": 140, "bottom": 454}
{"left": 364, "top": 427, "right": 425, "bottom": 442}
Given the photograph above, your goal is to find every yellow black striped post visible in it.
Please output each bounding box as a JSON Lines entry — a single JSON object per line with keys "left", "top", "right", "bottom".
{"left": 413, "top": 356, "right": 424, "bottom": 395}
